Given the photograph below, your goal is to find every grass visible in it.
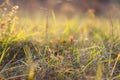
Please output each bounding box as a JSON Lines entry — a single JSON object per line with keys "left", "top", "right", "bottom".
{"left": 0, "top": 6, "right": 120, "bottom": 80}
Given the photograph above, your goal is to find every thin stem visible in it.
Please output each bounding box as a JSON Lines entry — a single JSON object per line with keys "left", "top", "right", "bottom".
{"left": 45, "top": 8, "right": 49, "bottom": 40}
{"left": 110, "top": 54, "right": 120, "bottom": 77}
{"left": 109, "top": 15, "right": 114, "bottom": 49}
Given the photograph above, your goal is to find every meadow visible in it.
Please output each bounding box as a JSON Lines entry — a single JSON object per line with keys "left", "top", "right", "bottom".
{"left": 0, "top": 5, "right": 120, "bottom": 80}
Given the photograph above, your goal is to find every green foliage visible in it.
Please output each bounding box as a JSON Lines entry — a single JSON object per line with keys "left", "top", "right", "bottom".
{"left": 0, "top": 4, "right": 120, "bottom": 80}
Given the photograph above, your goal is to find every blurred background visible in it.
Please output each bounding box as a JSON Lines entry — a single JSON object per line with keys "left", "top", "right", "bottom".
{"left": 0, "top": 0, "right": 120, "bottom": 17}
